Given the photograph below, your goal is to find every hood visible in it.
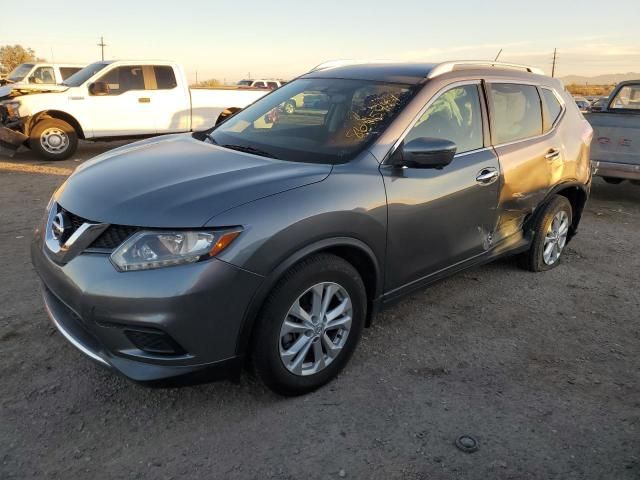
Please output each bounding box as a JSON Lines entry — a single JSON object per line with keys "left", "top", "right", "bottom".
{"left": 56, "top": 134, "right": 331, "bottom": 228}
{"left": 0, "top": 83, "right": 69, "bottom": 99}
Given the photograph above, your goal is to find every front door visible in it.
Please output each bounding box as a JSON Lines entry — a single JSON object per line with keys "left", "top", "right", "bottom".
{"left": 85, "top": 65, "right": 157, "bottom": 137}
{"left": 381, "top": 83, "right": 500, "bottom": 293}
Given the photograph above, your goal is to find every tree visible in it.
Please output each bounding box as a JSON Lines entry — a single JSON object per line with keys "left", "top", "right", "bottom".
{"left": 191, "top": 78, "right": 222, "bottom": 88}
{"left": 0, "top": 45, "right": 43, "bottom": 72}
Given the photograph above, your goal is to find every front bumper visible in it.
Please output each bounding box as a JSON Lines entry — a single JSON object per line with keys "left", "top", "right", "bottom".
{"left": 31, "top": 229, "right": 264, "bottom": 383}
{"left": 591, "top": 160, "right": 640, "bottom": 181}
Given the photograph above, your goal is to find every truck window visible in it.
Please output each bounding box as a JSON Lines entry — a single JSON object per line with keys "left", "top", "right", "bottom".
{"left": 59, "top": 67, "right": 82, "bottom": 80}
{"left": 31, "top": 67, "right": 55, "bottom": 84}
{"left": 489, "top": 83, "right": 542, "bottom": 144}
{"left": 610, "top": 85, "right": 640, "bottom": 110}
{"left": 267, "top": 82, "right": 278, "bottom": 90}
{"left": 94, "top": 66, "right": 145, "bottom": 95}
{"left": 152, "top": 66, "right": 177, "bottom": 89}
{"left": 406, "top": 85, "right": 483, "bottom": 154}
{"left": 254, "top": 82, "right": 266, "bottom": 88}
{"left": 541, "top": 88, "right": 563, "bottom": 130}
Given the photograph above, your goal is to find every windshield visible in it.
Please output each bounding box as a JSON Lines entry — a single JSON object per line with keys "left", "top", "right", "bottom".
{"left": 61, "top": 62, "right": 109, "bottom": 87}
{"left": 7, "top": 64, "right": 34, "bottom": 82}
{"left": 207, "top": 78, "right": 415, "bottom": 163}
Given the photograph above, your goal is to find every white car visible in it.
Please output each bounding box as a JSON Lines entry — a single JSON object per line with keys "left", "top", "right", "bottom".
{"left": 237, "top": 79, "right": 283, "bottom": 89}
{"left": 1, "top": 63, "right": 85, "bottom": 88}
{"left": 0, "top": 60, "right": 268, "bottom": 159}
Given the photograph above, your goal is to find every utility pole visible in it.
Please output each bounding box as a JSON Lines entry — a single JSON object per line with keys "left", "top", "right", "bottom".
{"left": 195, "top": 71, "right": 198, "bottom": 84}
{"left": 494, "top": 49, "right": 502, "bottom": 62}
{"left": 97, "top": 36, "right": 107, "bottom": 61}
{"left": 551, "top": 48, "right": 557, "bottom": 78}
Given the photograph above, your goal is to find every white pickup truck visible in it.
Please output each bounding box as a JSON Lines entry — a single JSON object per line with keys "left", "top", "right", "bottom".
{"left": 0, "top": 62, "right": 85, "bottom": 88}
{"left": 0, "top": 60, "right": 269, "bottom": 160}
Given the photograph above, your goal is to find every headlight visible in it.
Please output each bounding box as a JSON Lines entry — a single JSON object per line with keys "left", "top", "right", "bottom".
{"left": 110, "top": 229, "right": 241, "bottom": 272}
{"left": 3, "top": 101, "right": 21, "bottom": 118}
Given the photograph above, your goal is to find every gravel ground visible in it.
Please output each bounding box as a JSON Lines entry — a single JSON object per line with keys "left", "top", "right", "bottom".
{"left": 1, "top": 142, "right": 638, "bottom": 480}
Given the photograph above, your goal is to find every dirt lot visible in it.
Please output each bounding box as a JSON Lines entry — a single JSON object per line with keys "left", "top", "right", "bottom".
{"left": 1, "top": 142, "right": 638, "bottom": 480}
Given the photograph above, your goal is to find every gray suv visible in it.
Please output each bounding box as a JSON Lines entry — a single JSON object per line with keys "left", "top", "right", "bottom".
{"left": 32, "top": 61, "right": 593, "bottom": 395}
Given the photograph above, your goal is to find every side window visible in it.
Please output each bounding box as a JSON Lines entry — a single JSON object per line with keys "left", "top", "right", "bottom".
{"left": 153, "top": 66, "right": 177, "bottom": 89}
{"left": 405, "top": 84, "right": 483, "bottom": 154}
{"left": 254, "top": 81, "right": 266, "bottom": 88}
{"left": 489, "top": 84, "right": 542, "bottom": 144}
{"left": 267, "top": 81, "right": 278, "bottom": 90}
{"left": 541, "top": 88, "right": 563, "bottom": 131}
{"left": 94, "top": 66, "right": 145, "bottom": 95}
{"left": 610, "top": 84, "right": 640, "bottom": 110}
{"left": 59, "top": 67, "right": 82, "bottom": 80}
{"left": 31, "top": 67, "right": 55, "bottom": 84}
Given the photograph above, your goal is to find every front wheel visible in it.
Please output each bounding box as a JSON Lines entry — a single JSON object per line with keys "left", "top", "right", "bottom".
{"left": 251, "top": 254, "right": 366, "bottom": 396}
{"left": 29, "top": 118, "right": 78, "bottom": 160}
{"left": 519, "top": 195, "right": 573, "bottom": 272}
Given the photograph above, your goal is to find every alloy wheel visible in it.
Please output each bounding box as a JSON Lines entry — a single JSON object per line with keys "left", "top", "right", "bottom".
{"left": 279, "top": 282, "right": 352, "bottom": 376}
{"left": 543, "top": 210, "right": 569, "bottom": 265}
{"left": 40, "top": 127, "right": 69, "bottom": 155}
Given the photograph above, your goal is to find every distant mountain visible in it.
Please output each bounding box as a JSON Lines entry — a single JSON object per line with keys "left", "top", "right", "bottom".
{"left": 560, "top": 73, "right": 640, "bottom": 85}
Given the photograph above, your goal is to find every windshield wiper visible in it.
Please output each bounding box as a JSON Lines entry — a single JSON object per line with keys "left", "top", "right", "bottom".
{"left": 221, "top": 144, "right": 279, "bottom": 159}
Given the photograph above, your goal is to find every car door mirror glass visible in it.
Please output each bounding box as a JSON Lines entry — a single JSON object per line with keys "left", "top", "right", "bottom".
{"left": 399, "top": 137, "right": 457, "bottom": 168}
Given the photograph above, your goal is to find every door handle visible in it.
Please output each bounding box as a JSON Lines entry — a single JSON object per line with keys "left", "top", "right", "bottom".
{"left": 138, "top": 97, "right": 151, "bottom": 103}
{"left": 476, "top": 167, "right": 499, "bottom": 185}
{"left": 545, "top": 148, "right": 561, "bottom": 161}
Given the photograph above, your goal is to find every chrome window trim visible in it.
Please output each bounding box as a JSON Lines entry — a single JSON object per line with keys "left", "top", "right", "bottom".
{"left": 381, "top": 79, "right": 484, "bottom": 164}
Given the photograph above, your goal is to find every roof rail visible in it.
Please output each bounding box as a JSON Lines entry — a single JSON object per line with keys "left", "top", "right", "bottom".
{"left": 427, "top": 60, "right": 545, "bottom": 79}
{"left": 310, "top": 59, "right": 394, "bottom": 72}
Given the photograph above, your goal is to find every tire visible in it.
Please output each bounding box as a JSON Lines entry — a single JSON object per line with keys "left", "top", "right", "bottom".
{"left": 602, "top": 177, "right": 625, "bottom": 185}
{"left": 251, "top": 253, "right": 366, "bottom": 396}
{"left": 29, "top": 118, "right": 78, "bottom": 160}
{"left": 519, "top": 195, "right": 572, "bottom": 272}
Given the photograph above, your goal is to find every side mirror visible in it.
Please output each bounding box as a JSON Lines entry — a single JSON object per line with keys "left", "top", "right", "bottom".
{"left": 395, "top": 137, "right": 457, "bottom": 168}
{"left": 89, "top": 81, "right": 109, "bottom": 96}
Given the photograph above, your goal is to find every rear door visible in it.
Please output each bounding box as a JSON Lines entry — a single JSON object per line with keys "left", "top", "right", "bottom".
{"left": 381, "top": 82, "right": 501, "bottom": 293}
{"left": 86, "top": 65, "right": 157, "bottom": 136}
{"left": 145, "top": 65, "right": 191, "bottom": 133}
{"left": 588, "top": 83, "right": 640, "bottom": 166}
{"left": 487, "top": 83, "right": 562, "bottom": 245}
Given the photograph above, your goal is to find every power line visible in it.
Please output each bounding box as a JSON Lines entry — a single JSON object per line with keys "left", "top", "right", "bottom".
{"left": 97, "top": 36, "right": 107, "bottom": 61}
{"left": 494, "top": 49, "right": 502, "bottom": 62}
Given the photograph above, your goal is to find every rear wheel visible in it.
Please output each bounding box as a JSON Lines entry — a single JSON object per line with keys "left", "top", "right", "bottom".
{"left": 29, "top": 118, "right": 78, "bottom": 160}
{"left": 519, "top": 195, "right": 572, "bottom": 272}
{"left": 251, "top": 254, "right": 366, "bottom": 396}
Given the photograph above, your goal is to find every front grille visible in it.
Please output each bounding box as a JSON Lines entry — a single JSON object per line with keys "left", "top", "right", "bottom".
{"left": 58, "top": 205, "right": 138, "bottom": 251}
{"left": 89, "top": 225, "right": 139, "bottom": 250}
{"left": 124, "top": 328, "right": 186, "bottom": 356}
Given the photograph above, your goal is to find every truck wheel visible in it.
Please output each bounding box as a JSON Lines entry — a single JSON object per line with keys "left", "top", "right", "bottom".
{"left": 519, "top": 195, "right": 573, "bottom": 272}
{"left": 29, "top": 118, "right": 78, "bottom": 161}
{"left": 602, "top": 177, "right": 625, "bottom": 184}
{"left": 251, "top": 254, "right": 366, "bottom": 396}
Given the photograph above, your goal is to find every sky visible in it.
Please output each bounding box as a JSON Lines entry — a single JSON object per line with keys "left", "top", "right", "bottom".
{"left": 2, "top": 0, "right": 639, "bottom": 83}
